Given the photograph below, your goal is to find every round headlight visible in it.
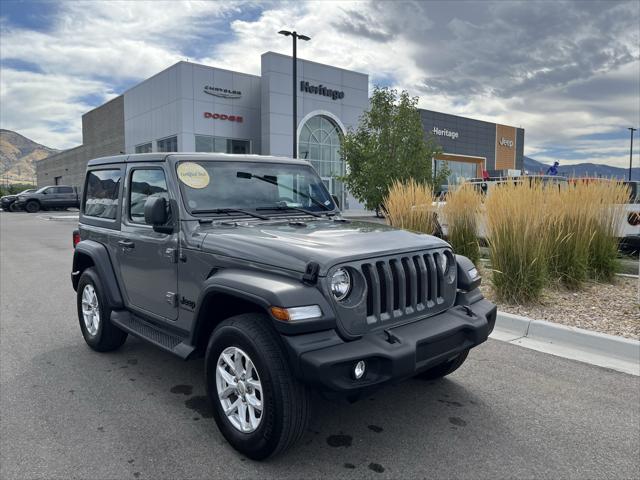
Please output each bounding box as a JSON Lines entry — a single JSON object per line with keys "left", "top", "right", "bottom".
{"left": 437, "top": 253, "right": 449, "bottom": 274}
{"left": 330, "top": 268, "right": 351, "bottom": 301}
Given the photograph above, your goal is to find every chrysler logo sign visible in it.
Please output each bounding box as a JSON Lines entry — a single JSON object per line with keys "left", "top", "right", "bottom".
{"left": 499, "top": 137, "right": 514, "bottom": 148}
{"left": 432, "top": 126, "right": 459, "bottom": 140}
{"left": 300, "top": 81, "right": 345, "bottom": 100}
{"left": 204, "top": 85, "right": 241, "bottom": 99}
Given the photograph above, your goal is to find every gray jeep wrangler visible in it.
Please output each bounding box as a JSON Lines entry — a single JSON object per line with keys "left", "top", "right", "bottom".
{"left": 71, "top": 153, "right": 496, "bottom": 459}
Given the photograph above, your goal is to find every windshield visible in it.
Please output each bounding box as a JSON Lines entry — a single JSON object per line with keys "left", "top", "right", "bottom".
{"left": 19, "top": 189, "right": 36, "bottom": 194}
{"left": 176, "top": 161, "right": 336, "bottom": 214}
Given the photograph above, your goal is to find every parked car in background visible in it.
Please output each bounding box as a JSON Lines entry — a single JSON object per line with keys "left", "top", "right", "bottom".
{"left": 1, "top": 189, "right": 37, "bottom": 212}
{"left": 14, "top": 185, "right": 80, "bottom": 213}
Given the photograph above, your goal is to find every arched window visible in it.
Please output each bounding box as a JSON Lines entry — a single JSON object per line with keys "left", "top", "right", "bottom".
{"left": 298, "top": 115, "right": 344, "bottom": 203}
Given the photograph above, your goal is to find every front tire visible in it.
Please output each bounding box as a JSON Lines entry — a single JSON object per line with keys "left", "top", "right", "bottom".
{"left": 414, "top": 349, "right": 469, "bottom": 380}
{"left": 76, "top": 268, "right": 127, "bottom": 352}
{"left": 25, "top": 200, "right": 40, "bottom": 213}
{"left": 9, "top": 202, "right": 21, "bottom": 212}
{"left": 205, "top": 313, "right": 310, "bottom": 460}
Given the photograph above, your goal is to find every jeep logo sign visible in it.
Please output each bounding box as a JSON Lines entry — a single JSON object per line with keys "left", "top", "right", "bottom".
{"left": 499, "top": 137, "right": 514, "bottom": 148}
{"left": 300, "top": 81, "right": 345, "bottom": 100}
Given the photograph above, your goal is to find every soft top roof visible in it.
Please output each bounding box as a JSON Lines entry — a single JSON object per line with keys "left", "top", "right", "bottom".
{"left": 87, "top": 152, "right": 312, "bottom": 167}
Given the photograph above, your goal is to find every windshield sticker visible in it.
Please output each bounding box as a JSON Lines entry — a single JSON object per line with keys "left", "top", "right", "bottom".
{"left": 177, "top": 162, "right": 210, "bottom": 189}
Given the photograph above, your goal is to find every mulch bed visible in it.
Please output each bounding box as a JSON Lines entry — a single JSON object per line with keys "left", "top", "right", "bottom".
{"left": 480, "top": 273, "right": 640, "bottom": 340}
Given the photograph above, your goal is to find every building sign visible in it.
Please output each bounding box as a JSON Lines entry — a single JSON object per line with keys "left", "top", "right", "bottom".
{"left": 203, "top": 112, "right": 243, "bottom": 122}
{"left": 499, "top": 137, "right": 514, "bottom": 148}
{"left": 300, "top": 81, "right": 345, "bottom": 100}
{"left": 204, "top": 85, "right": 241, "bottom": 99}
{"left": 432, "top": 126, "right": 459, "bottom": 140}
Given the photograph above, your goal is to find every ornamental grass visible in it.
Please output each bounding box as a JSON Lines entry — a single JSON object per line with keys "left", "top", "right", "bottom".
{"left": 484, "top": 180, "right": 551, "bottom": 303}
{"left": 582, "top": 180, "right": 629, "bottom": 281}
{"left": 441, "top": 182, "right": 482, "bottom": 264}
{"left": 383, "top": 179, "right": 438, "bottom": 235}
{"left": 546, "top": 185, "right": 593, "bottom": 289}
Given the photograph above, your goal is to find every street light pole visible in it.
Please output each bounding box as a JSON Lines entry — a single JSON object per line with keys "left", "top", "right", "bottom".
{"left": 629, "top": 127, "right": 637, "bottom": 181}
{"left": 278, "top": 30, "right": 310, "bottom": 158}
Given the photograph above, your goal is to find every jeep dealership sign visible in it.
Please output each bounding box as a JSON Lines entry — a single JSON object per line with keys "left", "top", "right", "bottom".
{"left": 499, "top": 137, "right": 514, "bottom": 148}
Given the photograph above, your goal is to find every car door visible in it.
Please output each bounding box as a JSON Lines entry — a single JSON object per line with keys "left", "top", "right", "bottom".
{"left": 56, "top": 186, "right": 75, "bottom": 207}
{"left": 41, "top": 187, "right": 60, "bottom": 207}
{"left": 114, "top": 165, "right": 179, "bottom": 321}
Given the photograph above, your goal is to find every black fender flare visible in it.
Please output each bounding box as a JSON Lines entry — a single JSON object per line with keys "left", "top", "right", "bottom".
{"left": 72, "top": 240, "right": 124, "bottom": 309}
{"left": 189, "top": 269, "right": 336, "bottom": 345}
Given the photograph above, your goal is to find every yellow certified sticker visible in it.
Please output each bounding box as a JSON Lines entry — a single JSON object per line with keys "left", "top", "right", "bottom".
{"left": 177, "top": 162, "right": 210, "bottom": 189}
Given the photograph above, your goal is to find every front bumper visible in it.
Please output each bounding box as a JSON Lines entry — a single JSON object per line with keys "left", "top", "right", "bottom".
{"left": 283, "top": 298, "right": 496, "bottom": 395}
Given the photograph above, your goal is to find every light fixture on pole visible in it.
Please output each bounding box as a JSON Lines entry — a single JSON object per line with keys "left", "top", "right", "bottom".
{"left": 629, "top": 127, "right": 637, "bottom": 181}
{"left": 278, "top": 30, "right": 311, "bottom": 158}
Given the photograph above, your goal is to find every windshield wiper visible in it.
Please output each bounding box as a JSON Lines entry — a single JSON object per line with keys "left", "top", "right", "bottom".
{"left": 256, "top": 204, "right": 322, "bottom": 218}
{"left": 190, "top": 208, "right": 269, "bottom": 220}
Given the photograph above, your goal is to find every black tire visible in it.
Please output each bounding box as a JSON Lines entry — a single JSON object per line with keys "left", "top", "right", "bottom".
{"left": 8, "top": 202, "right": 21, "bottom": 212}
{"left": 205, "top": 313, "right": 310, "bottom": 460}
{"left": 76, "top": 268, "right": 127, "bottom": 352}
{"left": 25, "top": 200, "right": 40, "bottom": 213}
{"left": 414, "top": 349, "right": 469, "bottom": 380}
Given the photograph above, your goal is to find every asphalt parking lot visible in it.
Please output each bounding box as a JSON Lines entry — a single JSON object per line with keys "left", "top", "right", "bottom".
{"left": 1, "top": 211, "right": 639, "bottom": 480}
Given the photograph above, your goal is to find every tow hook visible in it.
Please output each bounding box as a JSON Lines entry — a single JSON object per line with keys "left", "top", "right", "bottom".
{"left": 462, "top": 305, "right": 475, "bottom": 317}
{"left": 384, "top": 329, "right": 401, "bottom": 344}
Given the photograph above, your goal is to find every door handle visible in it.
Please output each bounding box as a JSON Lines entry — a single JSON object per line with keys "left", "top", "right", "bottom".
{"left": 118, "top": 239, "right": 135, "bottom": 249}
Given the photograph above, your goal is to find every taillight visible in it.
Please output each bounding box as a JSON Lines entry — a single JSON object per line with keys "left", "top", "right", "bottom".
{"left": 73, "top": 230, "right": 80, "bottom": 248}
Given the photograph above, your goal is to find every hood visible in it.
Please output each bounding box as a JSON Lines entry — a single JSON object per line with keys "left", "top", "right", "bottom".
{"left": 1, "top": 195, "right": 17, "bottom": 201}
{"left": 198, "top": 219, "right": 449, "bottom": 275}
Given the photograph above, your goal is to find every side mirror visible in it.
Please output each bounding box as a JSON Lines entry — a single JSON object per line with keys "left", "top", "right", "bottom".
{"left": 331, "top": 194, "right": 340, "bottom": 209}
{"left": 144, "top": 196, "right": 172, "bottom": 233}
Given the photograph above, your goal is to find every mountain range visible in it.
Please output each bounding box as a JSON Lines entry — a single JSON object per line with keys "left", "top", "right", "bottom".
{"left": 524, "top": 156, "right": 639, "bottom": 180}
{"left": 0, "top": 129, "right": 58, "bottom": 184}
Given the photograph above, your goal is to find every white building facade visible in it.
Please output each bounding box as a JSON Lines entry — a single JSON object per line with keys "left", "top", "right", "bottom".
{"left": 122, "top": 52, "right": 369, "bottom": 209}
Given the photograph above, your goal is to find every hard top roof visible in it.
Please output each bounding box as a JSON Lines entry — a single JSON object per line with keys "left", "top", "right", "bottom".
{"left": 87, "top": 152, "right": 312, "bottom": 167}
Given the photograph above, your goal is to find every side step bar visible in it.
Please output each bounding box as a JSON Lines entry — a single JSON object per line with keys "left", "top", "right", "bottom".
{"left": 111, "top": 310, "right": 195, "bottom": 359}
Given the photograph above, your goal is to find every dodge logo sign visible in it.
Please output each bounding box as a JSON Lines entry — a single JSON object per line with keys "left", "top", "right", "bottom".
{"left": 203, "top": 112, "right": 243, "bottom": 122}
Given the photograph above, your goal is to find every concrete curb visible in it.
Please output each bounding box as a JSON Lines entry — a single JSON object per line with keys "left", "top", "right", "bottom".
{"left": 491, "top": 311, "right": 640, "bottom": 376}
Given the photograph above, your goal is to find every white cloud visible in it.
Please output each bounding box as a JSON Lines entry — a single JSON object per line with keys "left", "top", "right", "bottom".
{"left": 0, "top": 0, "right": 638, "bottom": 169}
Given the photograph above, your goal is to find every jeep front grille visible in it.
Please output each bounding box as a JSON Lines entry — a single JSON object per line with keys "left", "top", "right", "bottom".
{"left": 360, "top": 252, "right": 447, "bottom": 325}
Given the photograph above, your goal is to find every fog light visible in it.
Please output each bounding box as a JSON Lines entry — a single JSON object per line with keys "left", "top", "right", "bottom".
{"left": 353, "top": 360, "right": 366, "bottom": 380}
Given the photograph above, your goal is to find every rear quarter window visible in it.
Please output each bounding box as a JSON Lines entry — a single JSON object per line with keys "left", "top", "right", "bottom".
{"left": 83, "top": 169, "right": 121, "bottom": 219}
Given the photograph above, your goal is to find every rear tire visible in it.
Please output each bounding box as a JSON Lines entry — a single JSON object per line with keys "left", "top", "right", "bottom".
{"left": 25, "top": 200, "right": 40, "bottom": 213}
{"left": 205, "top": 313, "right": 310, "bottom": 460}
{"left": 414, "top": 349, "right": 469, "bottom": 380}
{"left": 76, "top": 268, "right": 127, "bottom": 352}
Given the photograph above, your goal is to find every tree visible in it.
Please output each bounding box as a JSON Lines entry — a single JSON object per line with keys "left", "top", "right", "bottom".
{"left": 340, "top": 87, "right": 447, "bottom": 213}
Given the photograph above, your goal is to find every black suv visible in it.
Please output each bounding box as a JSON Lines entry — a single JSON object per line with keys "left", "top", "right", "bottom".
{"left": 14, "top": 185, "right": 79, "bottom": 212}
{"left": 71, "top": 153, "right": 496, "bottom": 459}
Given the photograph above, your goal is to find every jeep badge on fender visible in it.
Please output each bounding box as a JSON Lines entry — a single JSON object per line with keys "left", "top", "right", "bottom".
{"left": 71, "top": 152, "right": 496, "bottom": 460}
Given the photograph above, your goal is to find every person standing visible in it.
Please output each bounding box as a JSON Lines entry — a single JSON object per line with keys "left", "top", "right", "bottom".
{"left": 546, "top": 161, "right": 560, "bottom": 176}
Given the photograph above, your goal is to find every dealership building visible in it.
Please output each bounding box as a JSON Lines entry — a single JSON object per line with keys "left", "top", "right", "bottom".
{"left": 37, "top": 51, "right": 524, "bottom": 210}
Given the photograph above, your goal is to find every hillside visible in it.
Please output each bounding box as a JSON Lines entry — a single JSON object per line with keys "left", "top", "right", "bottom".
{"left": 0, "top": 129, "right": 58, "bottom": 184}
{"left": 524, "top": 156, "right": 639, "bottom": 180}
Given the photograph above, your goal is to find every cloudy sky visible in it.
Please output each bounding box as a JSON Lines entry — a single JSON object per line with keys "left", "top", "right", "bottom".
{"left": 1, "top": 0, "right": 639, "bottom": 167}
